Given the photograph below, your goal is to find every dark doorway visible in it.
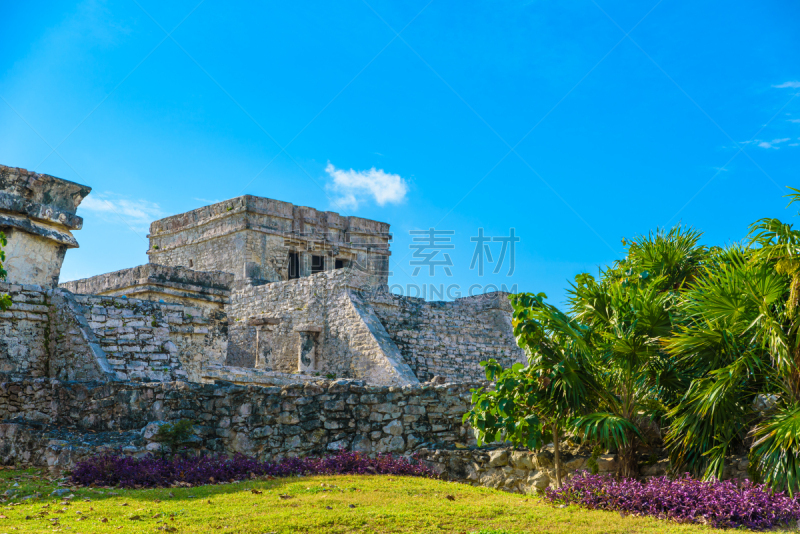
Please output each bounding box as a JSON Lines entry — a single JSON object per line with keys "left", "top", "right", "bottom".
{"left": 311, "top": 255, "right": 324, "bottom": 274}
{"left": 335, "top": 259, "right": 345, "bottom": 269}
{"left": 288, "top": 252, "right": 300, "bottom": 279}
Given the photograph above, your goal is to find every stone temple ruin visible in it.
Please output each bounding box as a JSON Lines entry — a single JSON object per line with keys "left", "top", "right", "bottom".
{"left": 2, "top": 163, "right": 568, "bottom": 487}
{"left": 53, "top": 173, "right": 525, "bottom": 387}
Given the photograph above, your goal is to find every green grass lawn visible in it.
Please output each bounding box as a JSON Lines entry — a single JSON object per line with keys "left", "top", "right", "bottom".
{"left": 0, "top": 467, "right": 788, "bottom": 533}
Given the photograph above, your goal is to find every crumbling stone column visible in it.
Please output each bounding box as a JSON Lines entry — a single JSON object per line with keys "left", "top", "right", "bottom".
{"left": 295, "top": 325, "right": 322, "bottom": 372}
{"left": 0, "top": 165, "right": 90, "bottom": 286}
{"left": 247, "top": 316, "right": 280, "bottom": 369}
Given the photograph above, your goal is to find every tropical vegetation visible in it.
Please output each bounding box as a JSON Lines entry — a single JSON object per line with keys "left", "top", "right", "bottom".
{"left": 466, "top": 187, "right": 800, "bottom": 496}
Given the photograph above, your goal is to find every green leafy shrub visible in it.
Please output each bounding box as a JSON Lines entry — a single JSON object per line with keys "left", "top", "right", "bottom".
{"left": 585, "top": 444, "right": 603, "bottom": 475}
{"left": 0, "top": 231, "right": 11, "bottom": 311}
{"left": 153, "top": 420, "right": 194, "bottom": 455}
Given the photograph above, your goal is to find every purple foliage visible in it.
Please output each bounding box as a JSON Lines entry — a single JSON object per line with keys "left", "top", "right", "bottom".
{"left": 69, "top": 451, "right": 436, "bottom": 489}
{"left": 545, "top": 472, "right": 800, "bottom": 530}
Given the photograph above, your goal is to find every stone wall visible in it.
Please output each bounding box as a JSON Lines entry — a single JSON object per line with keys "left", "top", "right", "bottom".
{"left": 224, "top": 270, "right": 525, "bottom": 386}
{"left": 226, "top": 269, "right": 419, "bottom": 386}
{"left": 0, "top": 283, "right": 115, "bottom": 382}
{"left": 368, "top": 291, "right": 526, "bottom": 382}
{"left": 0, "top": 377, "right": 478, "bottom": 467}
{"left": 415, "top": 447, "right": 753, "bottom": 493}
{"left": 46, "top": 290, "right": 115, "bottom": 382}
{"left": 0, "top": 284, "right": 50, "bottom": 379}
{"left": 0, "top": 283, "right": 227, "bottom": 384}
{"left": 77, "top": 294, "right": 227, "bottom": 383}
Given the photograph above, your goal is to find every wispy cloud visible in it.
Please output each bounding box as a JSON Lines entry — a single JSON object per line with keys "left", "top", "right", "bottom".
{"left": 325, "top": 163, "right": 408, "bottom": 210}
{"left": 80, "top": 193, "right": 164, "bottom": 232}
{"left": 745, "top": 138, "right": 793, "bottom": 149}
{"left": 773, "top": 81, "right": 800, "bottom": 89}
{"left": 193, "top": 197, "right": 222, "bottom": 205}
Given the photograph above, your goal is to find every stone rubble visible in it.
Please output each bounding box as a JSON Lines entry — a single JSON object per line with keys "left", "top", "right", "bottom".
{"left": 414, "top": 447, "right": 754, "bottom": 493}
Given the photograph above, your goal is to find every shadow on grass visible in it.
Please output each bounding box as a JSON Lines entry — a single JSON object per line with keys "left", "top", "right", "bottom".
{"left": 3, "top": 468, "right": 442, "bottom": 506}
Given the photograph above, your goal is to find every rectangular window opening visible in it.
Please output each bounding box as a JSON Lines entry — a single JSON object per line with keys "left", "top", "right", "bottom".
{"left": 288, "top": 252, "right": 300, "bottom": 280}
{"left": 334, "top": 259, "right": 345, "bottom": 269}
{"left": 311, "top": 255, "right": 324, "bottom": 274}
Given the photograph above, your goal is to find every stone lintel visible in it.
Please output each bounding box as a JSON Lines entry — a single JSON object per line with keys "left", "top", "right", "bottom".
{"left": 0, "top": 192, "right": 84, "bottom": 230}
{"left": 293, "top": 324, "right": 322, "bottom": 333}
{"left": 0, "top": 213, "right": 79, "bottom": 247}
{"left": 247, "top": 316, "right": 280, "bottom": 326}
{"left": 0, "top": 165, "right": 91, "bottom": 215}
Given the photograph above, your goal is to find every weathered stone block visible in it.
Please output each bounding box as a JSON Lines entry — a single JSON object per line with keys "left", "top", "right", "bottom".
{"left": 488, "top": 450, "right": 509, "bottom": 467}
{"left": 383, "top": 420, "right": 403, "bottom": 436}
{"left": 509, "top": 451, "right": 534, "bottom": 469}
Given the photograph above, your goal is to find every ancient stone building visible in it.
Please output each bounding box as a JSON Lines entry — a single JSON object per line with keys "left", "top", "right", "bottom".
{"left": 0, "top": 163, "right": 526, "bottom": 471}
{"left": 53, "top": 181, "right": 525, "bottom": 387}
{"left": 147, "top": 195, "right": 391, "bottom": 286}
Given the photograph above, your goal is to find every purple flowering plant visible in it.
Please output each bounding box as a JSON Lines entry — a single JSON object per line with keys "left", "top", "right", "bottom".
{"left": 545, "top": 471, "right": 800, "bottom": 530}
{"left": 69, "top": 450, "right": 436, "bottom": 489}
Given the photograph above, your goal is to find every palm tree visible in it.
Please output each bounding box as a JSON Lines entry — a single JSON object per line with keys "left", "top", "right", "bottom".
{"left": 567, "top": 227, "right": 707, "bottom": 476}
{"left": 468, "top": 227, "right": 709, "bottom": 480}
{"left": 666, "top": 190, "right": 800, "bottom": 493}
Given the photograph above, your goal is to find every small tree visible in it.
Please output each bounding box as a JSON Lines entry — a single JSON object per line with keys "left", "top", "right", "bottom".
{"left": 465, "top": 293, "right": 600, "bottom": 487}
{"left": 152, "top": 420, "right": 194, "bottom": 457}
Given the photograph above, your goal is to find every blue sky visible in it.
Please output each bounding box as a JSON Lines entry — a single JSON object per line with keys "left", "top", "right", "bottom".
{"left": 1, "top": 0, "right": 798, "bottom": 307}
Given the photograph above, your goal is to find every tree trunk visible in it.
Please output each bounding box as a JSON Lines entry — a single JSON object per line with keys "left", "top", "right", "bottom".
{"left": 618, "top": 387, "right": 638, "bottom": 478}
{"left": 552, "top": 422, "right": 562, "bottom": 488}
{"left": 618, "top": 431, "right": 638, "bottom": 478}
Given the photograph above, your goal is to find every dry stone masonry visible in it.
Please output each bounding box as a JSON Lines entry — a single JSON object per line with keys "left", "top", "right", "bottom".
{"left": 414, "top": 447, "right": 753, "bottom": 495}
{"left": 369, "top": 291, "right": 524, "bottom": 382}
{"left": 0, "top": 378, "right": 477, "bottom": 470}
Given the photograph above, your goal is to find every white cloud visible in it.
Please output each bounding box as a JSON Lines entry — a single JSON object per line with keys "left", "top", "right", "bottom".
{"left": 755, "top": 138, "right": 792, "bottom": 149}
{"left": 789, "top": 119, "right": 800, "bottom": 123}
{"left": 193, "top": 197, "right": 222, "bottom": 205}
{"left": 80, "top": 193, "right": 164, "bottom": 231}
{"left": 773, "top": 81, "right": 800, "bottom": 89}
{"left": 325, "top": 163, "right": 408, "bottom": 210}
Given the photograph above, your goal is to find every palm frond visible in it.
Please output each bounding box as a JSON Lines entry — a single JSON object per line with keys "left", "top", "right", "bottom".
{"left": 572, "top": 412, "right": 642, "bottom": 450}
{"left": 751, "top": 403, "right": 800, "bottom": 495}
